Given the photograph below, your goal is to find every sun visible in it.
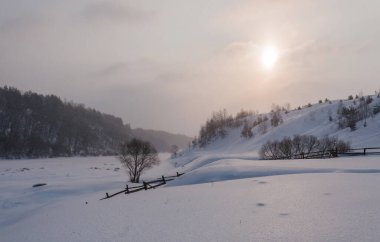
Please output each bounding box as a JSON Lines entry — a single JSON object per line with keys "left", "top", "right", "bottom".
{"left": 261, "top": 46, "right": 279, "bottom": 70}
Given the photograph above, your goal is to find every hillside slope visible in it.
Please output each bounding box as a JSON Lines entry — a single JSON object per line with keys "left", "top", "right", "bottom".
{"left": 132, "top": 128, "right": 192, "bottom": 152}
{"left": 0, "top": 86, "right": 133, "bottom": 158}
{"left": 170, "top": 95, "right": 380, "bottom": 173}
{"left": 0, "top": 86, "right": 191, "bottom": 158}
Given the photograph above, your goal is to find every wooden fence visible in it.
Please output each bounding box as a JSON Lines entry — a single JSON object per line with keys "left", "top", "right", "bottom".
{"left": 282, "top": 147, "right": 380, "bottom": 160}
{"left": 338, "top": 147, "right": 380, "bottom": 156}
{"left": 100, "top": 172, "right": 184, "bottom": 200}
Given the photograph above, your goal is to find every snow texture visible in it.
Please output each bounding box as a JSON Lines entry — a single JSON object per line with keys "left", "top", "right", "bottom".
{"left": 1, "top": 155, "right": 380, "bottom": 242}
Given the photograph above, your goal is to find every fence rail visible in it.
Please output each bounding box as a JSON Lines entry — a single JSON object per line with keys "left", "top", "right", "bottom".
{"left": 339, "top": 147, "right": 380, "bottom": 156}
{"left": 100, "top": 172, "right": 184, "bottom": 200}
{"left": 277, "top": 147, "right": 380, "bottom": 160}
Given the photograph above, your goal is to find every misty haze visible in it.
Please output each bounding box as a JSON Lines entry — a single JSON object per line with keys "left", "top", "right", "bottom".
{"left": 1, "top": 1, "right": 380, "bottom": 242}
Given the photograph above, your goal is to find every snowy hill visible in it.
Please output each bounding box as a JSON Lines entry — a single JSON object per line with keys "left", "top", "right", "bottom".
{"left": 170, "top": 95, "right": 380, "bottom": 170}
{"left": 215, "top": 96, "right": 379, "bottom": 151}
{"left": 132, "top": 128, "right": 192, "bottom": 152}
{"left": 0, "top": 86, "right": 133, "bottom": 158}
{"left": 0, "top": 86, "right": 192, "bottom": 158}
{"left": 151, "top": 94, "right": 380, "bottom": 187}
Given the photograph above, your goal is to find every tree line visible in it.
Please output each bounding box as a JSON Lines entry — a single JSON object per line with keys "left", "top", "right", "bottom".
{"left": 193, "top": 105, "right": 288, "bottom": 147}
{"left": 259, "top": 135, "right": 351, "bottom": 160}
{"left": 192, "top": 91, "right": 380, "bottom": 149}
{"left": 0, "top": 86, "right": 132, "bottom": 158}
{"left": 337, "top": 95, "right": 376, "bottom": 131}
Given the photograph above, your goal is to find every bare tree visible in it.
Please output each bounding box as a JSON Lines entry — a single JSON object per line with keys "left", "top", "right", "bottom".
{"left": 119, "top": 138, "right": 159, "bottom": 183}
{"left": 270, "top": 105, "right": 283, "bottom": 127}
{"left": 170, "top": 144, "right": 179, "bottom": 158}
{"left": 259, "top": 140, "right": 280, "bottom": 159}
{"left": 259, "top": 135, "right": 350, "bottom": 160}
{"left": 278, "top": 137, "right": 293, "bottom": 159}
{"left": 258, "top": 120, "right": 269, "bottom": 134}
{"left": 241, "top": 120, "right": 253, "bottom": 138}
{"left": 302, "top": 135, "right": 320, "bottom": 154}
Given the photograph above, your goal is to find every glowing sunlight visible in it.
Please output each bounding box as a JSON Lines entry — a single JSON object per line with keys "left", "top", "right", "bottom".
{"left": 261, "top": 46, "right": 278, "bottom": 70}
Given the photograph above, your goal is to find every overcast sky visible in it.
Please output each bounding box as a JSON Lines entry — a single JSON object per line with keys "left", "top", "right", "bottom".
{"left": 1, "top": 0, "right": 380, "bottom": 136}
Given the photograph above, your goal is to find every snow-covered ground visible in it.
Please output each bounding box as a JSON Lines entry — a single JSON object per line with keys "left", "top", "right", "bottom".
{"left": 1, "top": 155, "right": 380, "bottom": 242}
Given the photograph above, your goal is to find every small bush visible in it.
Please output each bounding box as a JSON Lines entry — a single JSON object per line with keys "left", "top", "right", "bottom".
{"left": 259, "top": 135, "right": 350, "bottom": 160}
{"left": 366, "top": 96, "right": 373, "bottom": 104}
{"left": 373, "top": 103, "right": 380, "bottom": 115}
{"left": 241, "top": 121, "right": 253, "bottom": 138}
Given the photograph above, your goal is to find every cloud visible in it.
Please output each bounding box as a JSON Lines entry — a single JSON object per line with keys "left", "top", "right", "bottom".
{"left": 96, "top": 62, "right": 128, "bottom": 77}
{"left": 81, "top": 1, "right": 154, "bottom": 23}
{"left": 92, "top": 59, "right": 161, "bottom": 87}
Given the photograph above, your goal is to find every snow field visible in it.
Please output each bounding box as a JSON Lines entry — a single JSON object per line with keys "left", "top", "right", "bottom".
{"left": 1, "top": 156, "right": 380, "bottom": 241}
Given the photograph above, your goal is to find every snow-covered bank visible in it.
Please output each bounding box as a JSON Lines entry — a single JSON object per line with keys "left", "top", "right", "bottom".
{"left": 2, "top": 172, "right": 380, "bottom": 241}
{"left": 0, "top": 154, "right": 173, "bottom": 231}
{"left": 1, "top": 155, "right": 380, "bottom": 241}
{"left": 168, "top": 156, "right": 380, "bottom": 186}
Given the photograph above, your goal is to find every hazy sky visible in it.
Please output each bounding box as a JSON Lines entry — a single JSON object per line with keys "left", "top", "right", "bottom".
{"left": 1, "top": 0, "right": 380, "bottom": 136}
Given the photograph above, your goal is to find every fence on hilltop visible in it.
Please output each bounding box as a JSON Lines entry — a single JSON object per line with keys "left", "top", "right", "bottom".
{"left": 275, "top": 147, "right": 380, "bottom": 160}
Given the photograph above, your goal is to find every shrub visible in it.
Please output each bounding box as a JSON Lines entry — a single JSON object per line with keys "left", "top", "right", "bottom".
{"left": 235, "top": 109, "right": 253, "bottom": 120}
{"left": 241, "top": 121, "right": 253, "bottom": 138}
{"left": 259, "top": 135, "right": 350, "bottom": 160}
{"left": 374, "top": 103, "right": 380, "bottom": 115}
{"left": 197, "top": 109, "right": 237, "bottom": 147}
{"left": 270, "top": 111, "right": 283, "bottom": 127}
{"left": 270, "top": 105, "right": 283, "bottom": 127}
{"left": 258, "top": 120, "right": 268, "bottom": 134}
{"left": 366, "top": 96, "right": 373, "bottom": 104}
{"left": 119, "top": 138, "right": 159, "bottom": 183}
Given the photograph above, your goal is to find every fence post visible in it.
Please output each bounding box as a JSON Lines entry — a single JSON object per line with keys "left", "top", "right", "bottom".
{"left": 176, "top": 172, "right": 180, "bottom": 177}
{"left": 364, "top": 148, "right": 366, "bottom": 155}
{"left": 162, "top": 176, "right": 166, "bottom": 184}
{"left": 143, "top": 181, "right": 148, "bottom": 190}
{"left": 106, "top": 192, "right": 109, "bottom": 198}
{"left": 125, "top": 185, "right": 129, "bottom": 194}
